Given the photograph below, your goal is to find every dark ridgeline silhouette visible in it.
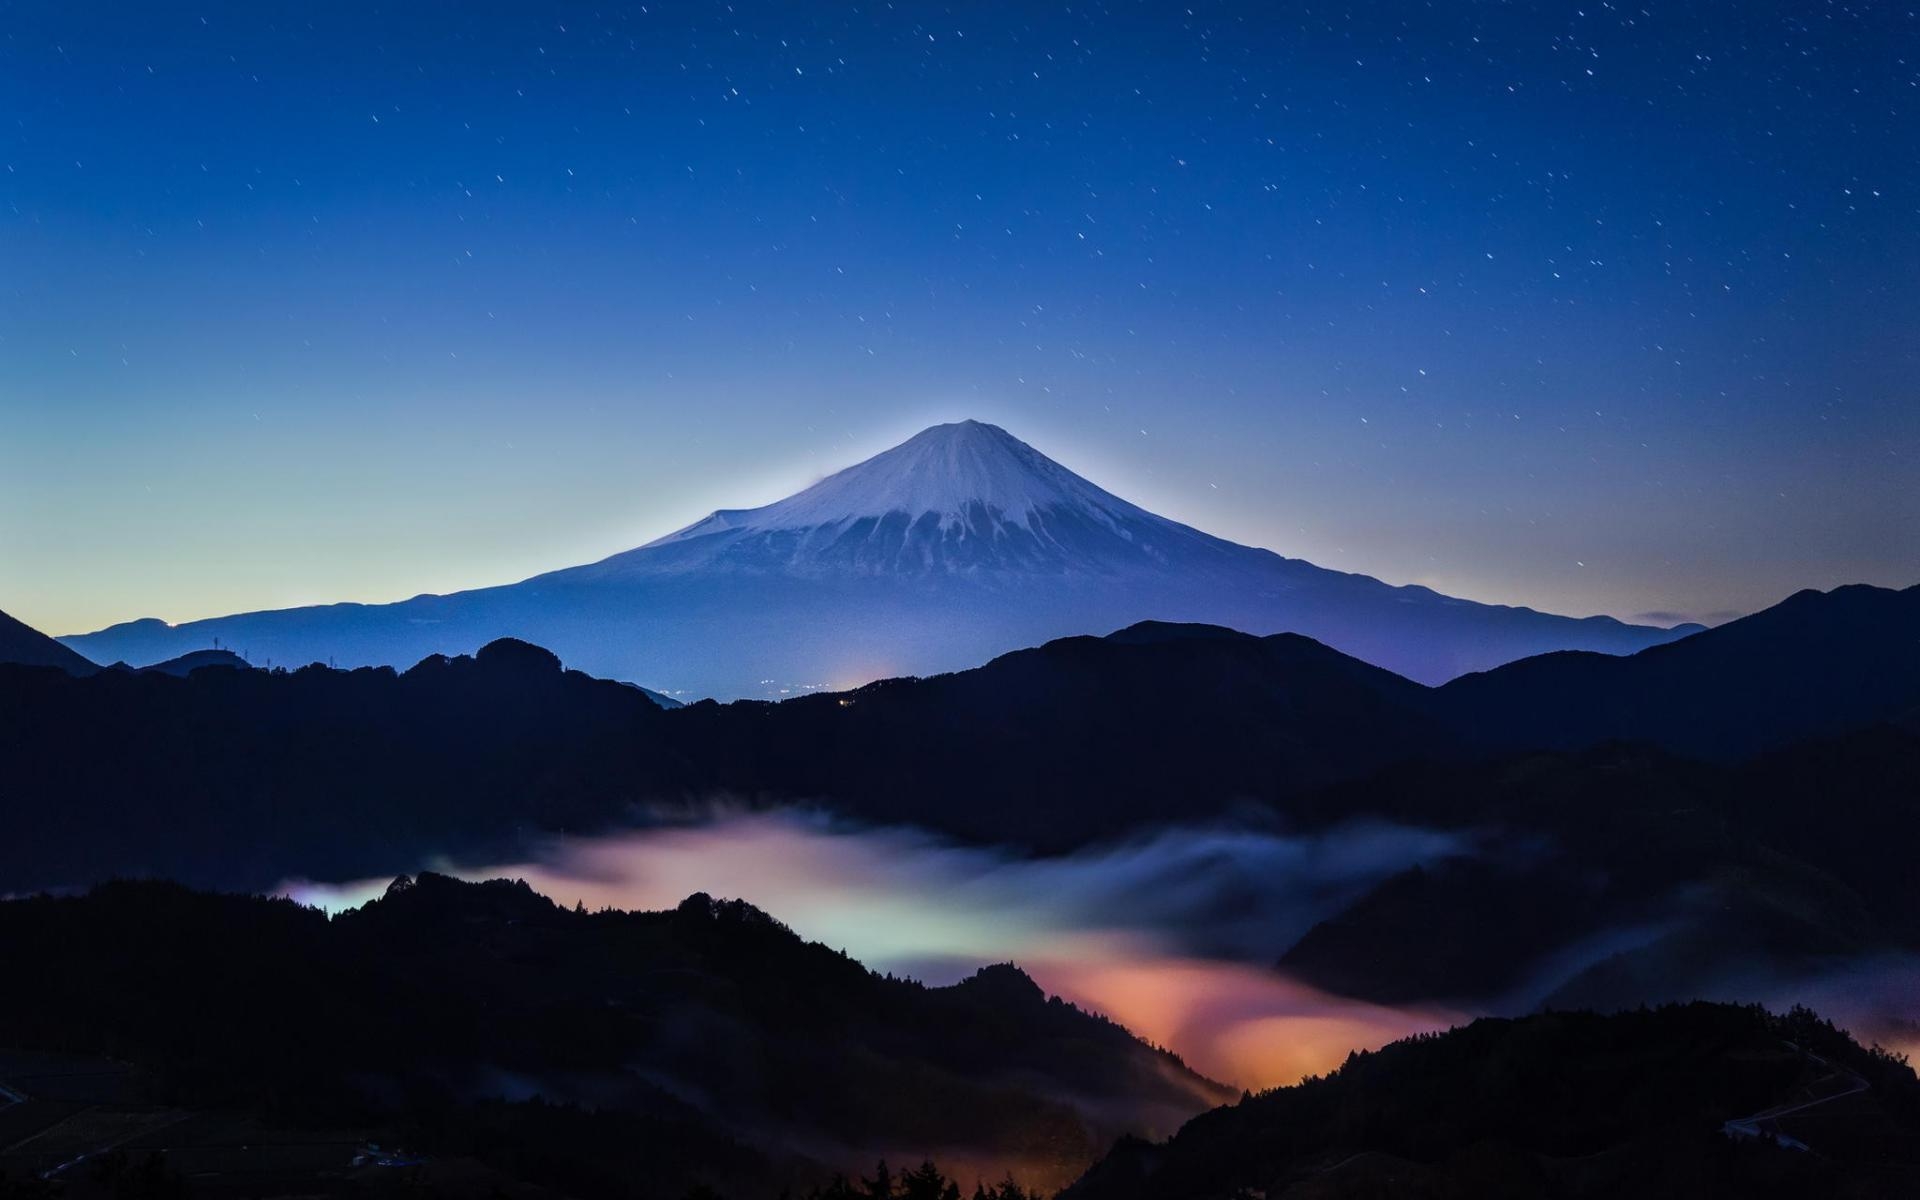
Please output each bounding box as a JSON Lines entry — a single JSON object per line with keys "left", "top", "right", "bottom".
{"left": 0, "top": 606, "right": 261, "bottom": 681}
{"left": 1442, "top": 582, "right": 1920, "bottom": 760}
{"left": 0, "top": 585, "right": 1917, "bottom": 1194}
{"left": 1063, "top": 1004, "right": 1920, "bottom": 1199}
{"left": 0, "top": 584, "right": 1917, "bottom": 1050}
{"left": 1257, "top": 581, "right": 1920, "bottom": 1009}
{"left": 2, "top": 876, "right": 1916, "bottom": 1200}
{"left": 1, "top": 583, "right": 1916, "bottom": 893}
{"left": 2, "top": 582, "right": 1919, "bottom": 1197}
{"left": 3, "top": 586, "right": 1919, "bottom": 1020}
{"left": 0, "top": 606, "right": 99, "bottom": 675}
{"left": 668, "top": 621, "right": 1460, "bottom": 847}
{"left": 0, "top": 874, "right": 1226, "bottom": 1199}
{"left": 791, "top": 1162, "right": 1041, "bottom": 1200}
{"left": 57, "top": 421, "right": 1697, "bottom": 698}
{"left": 113, "top": 647, "right": 255, "bottom": 677}
{"left": 1270, "top": 725, "right": 1920, "bottom": 1009}
{"left": 0, "top": 634, "right": 680, "bottom": 891}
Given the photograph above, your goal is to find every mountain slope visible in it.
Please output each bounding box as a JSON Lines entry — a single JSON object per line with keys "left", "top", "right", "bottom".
{"left": 1271, "top": 734, "right": 1920, "bottom": 1009}
{"left": 134, "top": 647, "right": 255, "bottom": 677}
{"left": 7, "top": 584, "right": 1916, "bottom": 891}
{"left": 669, "top": 621, "right": 1458, "bottom": 847}
{"left": 0, "top": 874, "right": 1229, "bottom": 1196}
{"left": 1064, "top": 1004, "right": 1920, "bottom": 1200}
{"left": 1441, "top": 582, "right": 1920, "bottom": 760}
{"left": 60, "top": 421, "right": 1690, "bottom": 697}
{"left": 0, "top": 637, "right": 675, "bottom": 892}
{"left": 0, "top": 606, "right": 97, "bottom": 675}
{"left": 0, "top": 623, "right": 1458, "bottom": 890}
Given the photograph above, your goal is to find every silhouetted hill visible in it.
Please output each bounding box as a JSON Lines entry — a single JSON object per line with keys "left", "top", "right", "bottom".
{"left": 668, "top": 621, "right": 1455, "bottom": 846}
{"left": 132, "top": 647, "right": 255, "bottom": 677}
{"left": 1728, "top": 721, "right": 1920, "bottom": 932}
{"left": 1272, "top": 725, "right": 1920, "bottom": 1008}
{"left": 6, "top": 591, "right": 1920, "bottom": 1193}
{"left": 0, "top": 875, "right": 1227, "bottom": 1197}
{"left": 0, "top": 624, "right": 1462, "bottom": 890}
{"left": 0, "top": 606, "right": 97, "bottom": 675}
{"left": 724, "top": 585, "right": 1920, "bottom": 844}
{"left": 0, "top": 637, "right": 678, "bottom": 891}
{"left": 1442, "top": 583, "right": 1920, "bottom": 760}
{"left": 1064, "top": 1004, "right": 1920, "bottom": 1200}
{"left": 4, "top": 585, "right": 1919, "bottom": 892}
{"left": 628, "top": 681, "right": 685, "bottom": 708}
{"left": 1264, "top": 585, "right": 1920, "bottom": 1009}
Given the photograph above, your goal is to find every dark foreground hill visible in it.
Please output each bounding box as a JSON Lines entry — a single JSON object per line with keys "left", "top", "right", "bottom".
{"left": 0, "top": 638, "right": 678, "bottom": 890}
{"left": 0, "top": 875, "right": 1227, "bottom": 1198}
{"left": 0, "top": 607, "right": 96, "bottom": 675}
{"left": 121, "top": 647, "right": 255, "bottom": 677}
{"left": 1064, "top": 1003, "right": 1920, "bottom": 1200}
{"left": 1267, "top": 722, "right": 1920, "bottom": 1009}
{"left": 1, "top": 584, "right": 1916, "bottom": 893}
{"left": 1441, "top": 582, "right": 1920, "bottom": 760}
{"left": 0, "top": 622, "right": 1459, "bottom": 891}
{"left": 667, "top": 622, "right": 1456, "bottom": 845}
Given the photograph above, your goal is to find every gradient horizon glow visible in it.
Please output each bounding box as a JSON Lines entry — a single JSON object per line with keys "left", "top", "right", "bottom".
{"left": 4, "top": 2, "right": 1916, "bottom": 636}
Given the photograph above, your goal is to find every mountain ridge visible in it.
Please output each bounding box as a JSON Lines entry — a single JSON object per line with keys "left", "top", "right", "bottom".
{"left": 8, "top": 582, "right": 1912, "bottom": 893}
{"left": 1441, "top": 581, "right": 1920, "bottom": 760}
{"left": 0, "top": 606, "right": 99, "bottom": 676}
{"left": 1063, "top": 1003, "right": 1920, "bottom": 1199}
{"left": 0, "top": 873, "right": 1229, "bottom": 1195}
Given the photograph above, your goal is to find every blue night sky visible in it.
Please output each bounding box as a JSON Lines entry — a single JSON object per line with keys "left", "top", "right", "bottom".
{"left": 2, "top": 1, "right": 1915, "bottom": 636}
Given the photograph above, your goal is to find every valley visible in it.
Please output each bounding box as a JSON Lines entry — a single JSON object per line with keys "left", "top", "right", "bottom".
{"left": 3, "top": 581, "right": 1919, "bottom": 1194}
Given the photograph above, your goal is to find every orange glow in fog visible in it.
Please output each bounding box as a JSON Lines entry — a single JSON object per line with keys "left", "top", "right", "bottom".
{"left": 1025, "top": 946, "right": 1458, "bottom": 1089}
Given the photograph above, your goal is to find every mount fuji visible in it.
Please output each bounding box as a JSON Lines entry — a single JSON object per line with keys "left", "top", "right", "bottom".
{"left": 62, "top": 420, "right": 1695, "bottom": 697}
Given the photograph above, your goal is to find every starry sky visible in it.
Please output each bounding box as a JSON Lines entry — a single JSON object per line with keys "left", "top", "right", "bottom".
{"left": 3, "top": 1, "right": 1915, "bottom": 637}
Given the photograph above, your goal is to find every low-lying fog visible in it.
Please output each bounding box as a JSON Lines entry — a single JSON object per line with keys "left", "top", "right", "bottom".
{"left": 282, "top": 809, "right": 1920, "bottom": 1090}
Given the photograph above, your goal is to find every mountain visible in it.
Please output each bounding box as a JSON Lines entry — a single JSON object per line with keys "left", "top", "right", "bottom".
{"left": 0, "top": 874, "right": 1230, "bottom": 1197}
{"left": 664, "top": 583, "right": 1919, "bottom": 847}
{"left": 1441, "top": 582, "right": 1920, "bottom": 760}
{"left": 131, "top": 646, "right": 255, "bottom": 677}
{"left": 0, "top": 637, "right": 675, "bottom": 892}
{"left": 0, "top": 606, "right": 97, "bottom": 675}
{"left": 10, "top": 593, "right": 1920, "bottom": 1137}
{"left": 668, "top": 621, "right": 1458, "bottom": 847}
{"left": 626, "top": 680, "right": 685, "bottom": 708}
{"left": 59, "top": 421, "right": 1692, "bottom": 697}
{"left": 1274, "top": 582, "right": 1920, "bottom": 1008}
{"left": 0, "top": 623, "right": 1458, "bottom": 891}
{"left": 5, "top": 584, "right": 1916, "bottom": 892}
{"left": 1064, "top": 1004, "right": 1920, "bottom": 1200}
{"left": 1271, "top": 735, "right": 1920, "bottom": 1009}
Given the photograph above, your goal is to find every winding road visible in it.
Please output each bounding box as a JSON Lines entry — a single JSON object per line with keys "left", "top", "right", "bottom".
{"left": 1721, "top": 1043, "right": 1870, "bottom": 1153}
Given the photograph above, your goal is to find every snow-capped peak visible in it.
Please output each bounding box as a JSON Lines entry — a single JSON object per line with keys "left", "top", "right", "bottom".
{"left": 649, "top": 420, "right": 1162, "bottom": 544}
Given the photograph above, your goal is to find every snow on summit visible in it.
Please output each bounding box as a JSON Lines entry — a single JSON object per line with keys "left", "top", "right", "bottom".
{"left": 648, "top": 420, "right": 1160, "bottom": 544}
{"left": 596, "top": 418, "right": 1206, "bottom": 580}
